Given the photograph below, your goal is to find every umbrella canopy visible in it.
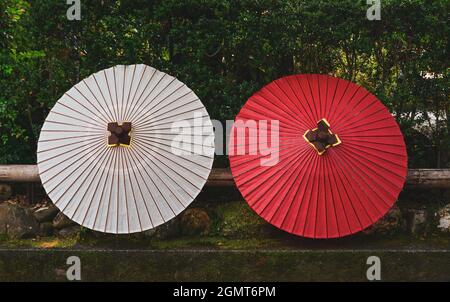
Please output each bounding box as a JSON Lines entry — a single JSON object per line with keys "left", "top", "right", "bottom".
{"left": 229, "top": 74, "right": 407, "bottom": 238}
{"left": 37, "top": 64, "right": 214, "bottom": 234}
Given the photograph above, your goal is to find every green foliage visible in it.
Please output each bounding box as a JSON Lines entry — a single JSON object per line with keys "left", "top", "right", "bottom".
{"left": 0, "top": 0, "right": 448, "bottom": 167}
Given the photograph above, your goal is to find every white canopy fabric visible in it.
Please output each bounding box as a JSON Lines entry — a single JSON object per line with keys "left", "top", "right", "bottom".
{"left": 37, "top": 64, "right": 215, "bottom": 234}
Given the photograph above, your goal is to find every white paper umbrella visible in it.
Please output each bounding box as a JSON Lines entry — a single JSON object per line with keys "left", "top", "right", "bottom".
{"left": 37, "top": 64, "right": 215, "bottom": 234}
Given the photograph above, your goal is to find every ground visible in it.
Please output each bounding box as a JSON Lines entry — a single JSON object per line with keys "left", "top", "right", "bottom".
{"left": 0, "top": 190, "right": 449, "bottom": 281}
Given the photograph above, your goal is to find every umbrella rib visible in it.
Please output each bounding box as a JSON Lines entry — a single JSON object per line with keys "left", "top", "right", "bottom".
{"left": 37, "top": 134, "right": 103, "bottom": 155}
{"left": 343, "top": 140, "right": 406, "bottom": 157}
{"left": 39, "top": 138, "right": 104, "bottom": 176}
{"left": 102, "top": 70, "right": 119, "bottom": 122}
{"left": 123, "top": 66, "right": 153, "bottom": 122}
{"left": 126, "top": 148, "right": 168, "bottom": 223}
{"left": 131, "top": 83, "right": 187, "bottom": 126}
{"left": 254, "top": 149, "right": 307, "bottom": 216}
{"left": 136, "top": 137, "right": 214, "bottom": 166}
{"left": 121, "top": 64, "right": 139, "bottom": 122}
{"left": 91, "top": 148, "right": 117, "bottom": 231}
{"left": 130, "top": 146, "right": 192, "bottom": 208}
{"left": 305, "top": 75, "right": 320, "bottom": 122}
{"left": 135, "top": 133, "right": 213, "bottom": 156}
{"left": 44, "top": 119, "right": 103, "bottom": 131}
{"left": 55, "top": 101, "right": 105, "bottom": 128}
{"left": 318, "top": 156, "right": 326, "bottom": 237}
{"left": 113, "top": 67, "right": 121, "bottom": 121}
{"left": 135, "top": 136, "right": 212, "bottom": 161}
{"left": 228, "top": 121, "right": 308, "bottom": 136}
{"left": 38, "top": 133, "right": 102, "bottom": 143}
{"left": 239, "top": 149, "right": 301, "bottom": 209}
{"left": 142, "top": 88, "right": 192, "bottom": 122}
{"left": 341, "top": 142, "right": 407, "bottom": 173}
{"left": 328, "top": 79, "right": 351, "bottom": 121}
{"left": 344, "top": 124, "right": 402, "bottom": 135}
{"left": 135, "top": 133, "right": 210, "bottom": 148}
{"left": 136, "top": 106, "right": 206, "bottom": 129}
{"left": 259, "top": 149, "right": 315, "bottom": 221}
{"left": 121, "top": 148, "right": 143, "bottom": 232}
{"left": 37, "top": 136, "right": 104, "bottom": 166}
{"left": 123, "top": 147, "right": 154, "bottom": 229}
{"left": 231, "top": 138, "right": 303, "bottom": 157}
{"left": 120, "top": 65, "right": 126, "bottom": 122}
{"left": 331, "top": 84, "right": 363, "bottom": 125}
{"left": 135, "top": 130, "right": 213, "bottom": 137}
{"left": 127, "top": 69, "right": 162, "bottom": 120}
{"left": 128, "top": 77, "right": 178, "bottom": 124}
{"left": 307, "top": 74, "right": 321, "bottom": 122}
{"left": 79, "top": 150, "right": 113, "bottom": 228}
{"left": 51, "top": 110, "right": 104, "bottom": 129}
{"left": 294, "top": 75, "right": 320, "bottom": 125}
{"left": 337, "top": 147, "right": 404, "bottom": 200}
{"left": 134, "top": 92, "right": 197, "bottom": 127}
{"left": 265, "top": 150, "right": 314, "bottom": 224}
{"left": 132, "top": 137, "right": 208, "bottom": 184}
{"left": 104, "top": 148, "right": 118, "bottom": 233}
{"left": 295, "top": 152, "right": 320, "bottom": 236}
{"left": 59, "top": 146, "right": 113, "bottom": 218}
{"left": 239, "top": 103, "right": 305, "bottom": 133}
{"left": 333, "top": 93, "right": 374, "bottom": 128}
{"left": 285, "top": 76, "right": 317, "bottom": 127}
{"left": 116, "top": 67, "right": 124, "bottom": 121}
{"left": 132, "top": 140, "right": 206, "bottom": 195}
{"left": 134, "top": 114, "right": 209, "bottom": 129}
{"left": 64, "top": 91, "right": 110, "bottom": 124}
{"left": 136, "top": 124, "right": 212, "bottom": 132}
{"left": 323, "top": 75, "right": 327, "bottom": 119}
{"left": 334, "top": 97, "right": 378, "bottom": 130}
{"left": 333, "top": 149, "right": 387, "bottom": 220}
{"left": 271, "top": 80, "right": 312, "bottom": 129}
{"left": 115, "top": 147, "right": 121, "bottom": 233}
{"left": 342, "top": 109, "right": 393, "bottom": 129}
{"left": 44, "top": 140, "right": 106, "bottom": 194}
{"left": 75, "top": 82, "right": 115, "bottom": 122}
{"left": 235, "top": 145, "right": 309, "bottom": 195}
{"left": 325, "top": 77, "right": 340, "bottom": 120}
{"left": 71, "top": 150, "right": 113, "bottom": 228}
{"left": 341, "top": 137, "right": 404, "bottom": 147}
{"left": 127, "top": 147, "right": 181, "bottom": 215}
{"left": 252, "top": 92, "right": 307, "bottom": 131}
{"left": 342, "top": 134, "right": 403, "bottom": 138}
{"left": 279, "top": 150, "right": 316, "bottom": 233}
{"left": 133, "top": 76, "right": 178, "bottom": 120}
{"left": 329, "top": 152, "right": 372, "bottom": 230}
{"left": 127, "top": 73, "right": 170, "bottom": 123}
{"left": 336, "top": 107, "right": 387, "bottom": 133}
{"left": 90, "top": 74, "right": 117, "bottom": 122}
{"left": 338, "top": 149, "right": 394, "bottom": 212}
{"left": 40, "top": 129, "right": 104, "bottom": 133}
{"left": 311, "top": 155, "right": 321, "bottom": 237}
{"left": 230, "top": 140, "right": 305, "bottom": 172}
{"left": 323, "top": 156, "right": 342, "bottom": 237}
{"left": 325, "top": 154, "right": 350, "bottom": 236}
{"left": 315, "top": 75, "right": 323, "bottom": 119}
{"left": 325, "top": 154, "right": 364, "bottom": 232}
{"left": 133, "top": 93, "right": 196, "bottom": 128}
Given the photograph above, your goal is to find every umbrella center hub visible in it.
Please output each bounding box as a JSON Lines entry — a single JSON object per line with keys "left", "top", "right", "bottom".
{"left": 303, "top": 118, "right": 341, "bottom": 155}
{"left": 107, "top": 122, "right": 132, "bottom": 147}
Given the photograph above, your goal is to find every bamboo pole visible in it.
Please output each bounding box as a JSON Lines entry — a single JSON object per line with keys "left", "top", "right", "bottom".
{"left": 0, "top": 165, "right": 449, "bottom": 188}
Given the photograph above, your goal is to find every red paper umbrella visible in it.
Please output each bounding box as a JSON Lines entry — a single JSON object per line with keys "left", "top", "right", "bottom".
{"left": 229, "top": 74, "right": 407, "bottom": 238}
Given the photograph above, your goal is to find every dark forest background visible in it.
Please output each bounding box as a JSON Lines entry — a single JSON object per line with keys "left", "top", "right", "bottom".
{"left": 0, "top": 0, "right": 448, "bottom": 167}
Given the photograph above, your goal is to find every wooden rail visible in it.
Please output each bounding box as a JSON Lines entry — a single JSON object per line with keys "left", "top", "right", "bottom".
{"left": 0, "top": 165, "right": 450, "bottom": 188}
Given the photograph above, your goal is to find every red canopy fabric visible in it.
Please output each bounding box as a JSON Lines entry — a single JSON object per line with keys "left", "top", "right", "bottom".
{"left": 229, "top": 74, "right": 407, "bottom": 238}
